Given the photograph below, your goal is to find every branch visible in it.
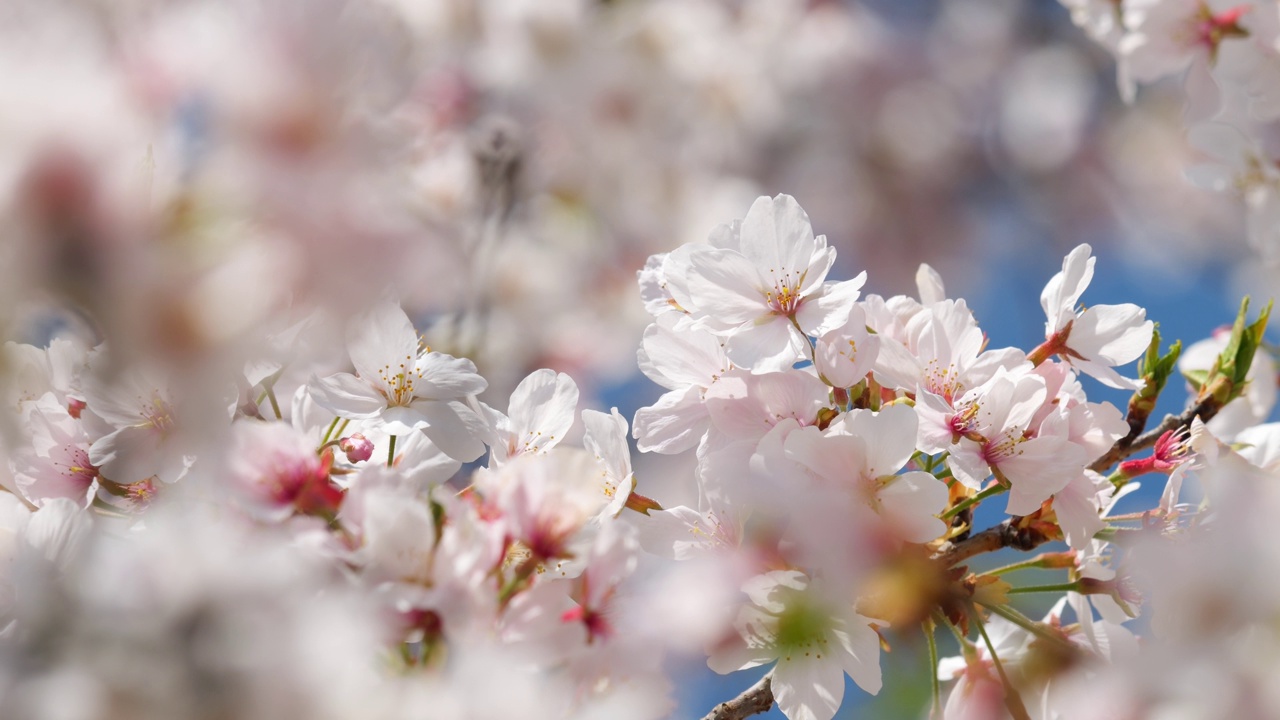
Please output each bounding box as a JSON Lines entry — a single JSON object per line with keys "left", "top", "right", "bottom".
{"left": 935, "top": 396, "right": 1227, "bottom": 568}
{"left": 1086, "top": 395, "right": 1224, "bottom": 474}
{"left": 701, "top": 671, "right": 774, "bottom": 720}
{"left": 934, "top": 519, "right": 1049, "bottom": 568}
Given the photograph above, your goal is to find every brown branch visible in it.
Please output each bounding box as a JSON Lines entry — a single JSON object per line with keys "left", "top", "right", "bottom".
{"left": 1086, "top": 395, "right": 1224, "bottom": 474}
{"left": 701, "top": 672, "right": 774, "bottom": 720}
{"left": 934, "top": 519, "right": 1049, "bottom": 568}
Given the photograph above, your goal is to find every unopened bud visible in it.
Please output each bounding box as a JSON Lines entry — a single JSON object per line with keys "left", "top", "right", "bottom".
{"left": 339, "top": 433, "right": 374, "bottom": 463}
{"left": 67, "top": 397, "right": 86, "bottom": 420}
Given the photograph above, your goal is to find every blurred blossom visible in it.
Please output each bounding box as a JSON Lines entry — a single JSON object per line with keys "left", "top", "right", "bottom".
{"left": 2, "top": 1, "right": 1280, "bottom": 719}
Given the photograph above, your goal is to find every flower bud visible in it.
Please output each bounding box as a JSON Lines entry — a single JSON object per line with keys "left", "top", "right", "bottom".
{"left": 338, "top": 433, "right": 374, "bottom": 463}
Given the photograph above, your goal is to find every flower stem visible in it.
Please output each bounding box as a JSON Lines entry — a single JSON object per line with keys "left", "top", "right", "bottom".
{"left": 981, "top": 551, "right": 1075, "bottom": 577}
{"left": 1006, "top": 581, "right": 1080, "bottom": 595}
{"left": 941, "top": 483, "right": 1006, "bottom": 521}
{"left": 970, "top": 604, "right": 1031, "bottom": 720}
{"left": 320, "top": 417, "right": 340, "bottom": 446}
{"left": 933, "top": 609, "right": 970, "bottom": 648}
{"left": 388, "top": 435, "right": 398, "bottom": 467}
{"left": 984, "top": 604, "right": 1074, "bottom": 651}
{"left": 265, "top": 385, "right": 282, "bottom": 420}
{"left": 925, "top": 620, "right": 941, "bottom": 720}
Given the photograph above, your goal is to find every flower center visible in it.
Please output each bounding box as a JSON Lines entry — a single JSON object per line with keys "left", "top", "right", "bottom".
{"left": 376, "top": 353, "right": 425, "bottom": 407}
{"left": 763, "top": 267, "right": 804, "bottom": 316}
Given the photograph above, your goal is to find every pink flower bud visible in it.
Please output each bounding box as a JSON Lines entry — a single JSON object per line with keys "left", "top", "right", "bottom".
{"left": 338, "top": 433, "right": 374, "bottom": 463}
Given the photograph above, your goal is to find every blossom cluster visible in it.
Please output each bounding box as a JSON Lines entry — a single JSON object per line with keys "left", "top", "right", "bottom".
{"left": 3, "top": 1, "right": 1280, "bottom": 720}
{"left": 4, "top": 164, "right": 1279, "bottom": 720}
{"left": 1064, "top": 0, "right": 1280, "bottom": 270}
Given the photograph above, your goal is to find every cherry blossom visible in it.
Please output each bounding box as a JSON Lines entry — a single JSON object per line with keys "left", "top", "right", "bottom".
{"left": 482, "top": 368, "right": 578, "bottom": 467}
{"left": 672, "top": 194, "right": 866, "bottom": 371}
{"left": 784, "top": 405, "right": 948, "bottom": 544}
{"left": 310, "top": 301, "right": 489, "bottom": 462}
{"left": 709, "top": 570, "right": 882, "bottom": 720}
{"left": 1035, "top": 243, "right": 1154, "bottom": 390}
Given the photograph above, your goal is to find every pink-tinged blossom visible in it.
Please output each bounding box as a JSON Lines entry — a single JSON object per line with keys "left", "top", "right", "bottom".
{"left": 228, "top": 420, "right": 343, "bottom": 520}
{"left": 784, "top": 405, "right": 948, "bottom": 544}
{"left": 938, "top": 598, "right": 1137, "bottom": 720}
{"left": 675, "top": 194, "right": 865, "bottom": 371}
{"left": 480, "top": 449, "right": 611, "bottom": 564}
{"left": 3, "top": 338, "right": 88, "bottom": 414}
{"left": 698, "top": 368, "right": 830, "bottom": 504}
{"left": 1029, "top": 360, "right": 1129, "bottom": 462}
{"left": 1188, "top": 120, "right": 1280, "bottom": 263}
{"left": 11, "top": 394, "right": 98, "bottom": 507}
{"left": 872, "top": 298, "right": 1024, "bottom": 403}
{"left": 482, "top": 368, "right": 578, "bottom": 467}
{"left": 709, "top": 570, "right": 881, "bottom": 720}
{"left": 309, "top": 301, "right": 489, "bottom": 462}
{"left": 638, "top": 500, "right": 745, "bottom": 562}
{"left": 918, "top": 367, "right": 1084, "bottom": 515}
{"left": 0, "top": 496, "right": 92, "bottom": 626}
{"left": 1053, "top": 471, "right": 1114, "bottom": 551}
{"left": 1118, "top": 0, "right": 1254, "bottom": 102}
{"left": 813, "top": 306, "right": 879, "bottom": 389}
{"left": 937, "top": 613, "right": 1030, "bottom": 720}
{"left": 632, "top": 314, "right": 732, "bottom": 454}
{"left": 1036, "top": 243, "right": 1154, "bottom": 390}
{"left": 703, "top": 369, "right": 830, "bottom": 445}
{"left": 82, "top": 363, "right": 194, "bottom": 486}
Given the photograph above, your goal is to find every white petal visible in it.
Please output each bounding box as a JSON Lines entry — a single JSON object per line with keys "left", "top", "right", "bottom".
{"left": 1070, "top": 304, "right": 1153, "bottom": 366}
{"left": 916, "top": 263, "right": 946, "bottom": 304}
{"left": 830, "top": 617, "right": 883, "bottom": 695}
{"left": 583, "top": 407, "right": 631, "bottom": 482}
{"left": 773, "top": 654, "right": 846, "bottom": 720}
{"left": 309, "top": 373, "right": 386, "bottom": 419}
{"left": 508, "top": 369, "right": 578, "bottom": 447}
{"left": 347, "top": 301, "right": 418, "bottom": 383}
{"left": 724, "top": 317, "right": 807, "bottom": 372}
{"left": 686, "top": 247, "right": 768, "bottom": 329}
{"left": 796, "top": 275, "right": 866, "bottom": 338}
{"left": 844, "top": 404, "right": 917, "bottom": 477}
{"left": 947, "top": 439, "right": 991, "bottom": 490}
{"left": 416, "top": 400, "right": 489, "bottom": 462}
{"left": 414, "top": 352, "right": 488, "bottom": 398}
{"left": 878, "top": 471, "right": 948, "bottom": 543}
{"left": 1040, "top": 244, "right": 1094, "bottom": 333}
{"left": 737, "top": 194, "right": 819, "bottom": 276}
{"left": 633, "top": 386, "right": 710, "bottom": 455}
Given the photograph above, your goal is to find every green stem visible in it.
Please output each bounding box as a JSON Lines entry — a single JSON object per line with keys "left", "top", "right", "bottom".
{"left": 933, "top": 609, "right": 970, "bottom": 648}
{"left": 320, "top": 417, "right": 340, "bottom": 446}
{"left": 387, "top": 435, "right": 398, "bottom": 467}
{"left": 498, "top": 557, "right": 539, "bottom": 607}
{"left": 985, "top": 604, "right": 1074, "bottom": 651}
{"left": 1007, "top": 582, "right": 1079, "bottom": 595}
{"left": 971, "top": 605, "right": 1031, "bottom": 720}
{"left": 942, "top": 483, "right": 1007, "bottom": 521}
{"left": 925, "top": 621, "right": 941, "bottom": 720}
{"left": 982, "top": 556, "right": 1064, "bottom": 578}
{"left": 265, "top": 385, "right": 282, "bottom": 420}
